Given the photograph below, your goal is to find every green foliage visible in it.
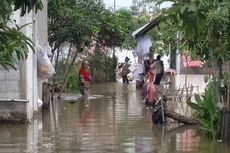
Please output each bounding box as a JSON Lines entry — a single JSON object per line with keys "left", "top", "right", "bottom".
{"left": 55, "top": 59, "right": 65, "bottom": 83}
{"left": 156, "top": 0, "right": 230, "bottom": 63}
{"left": 66, "top": 65, "right": 80, "bottom": 92}
{"left": 0, "top": 23, "right": 34, "bottom": 70}
{"left": 48, "top": 0, "right": 134, "bottom": 91}
{"left": 0, "top": 0, "right": 43, "bottom": 19}
{"left": 0, "top": 0, "right": 13, "bottom": 22}
{"left": 0, "top": 0, "right": 43, "bottom": 70}
{"left": 13, "top": 0, "right": 43, "bottom": 16}
{"left": 89, "top": 50, "right": 117, "bottom": 83}
{"left": 48, "top": 0, "right": 135, "bottom": 50}
{"left": 127, "top": 10, "right": 152, "bottom": 49}
{"left": 154, "top": 2, "right": 230, "bottom": 131}
{"left": 134, "top": 0, "right": 159, "bottom": 14}
{"left": 131, "top": 1, "right": 175, "bottom": 55}
{"left": 97, "top": 9, "right": 134, "bottom": 48}
{"left": 187, "top": 81, "right": 220, "bottom": 139}
{"left": 55, "top": 59, "right": 80, "bottom": 92}
{"left": 149, "top": 20, "right": 178, "bottom": 55}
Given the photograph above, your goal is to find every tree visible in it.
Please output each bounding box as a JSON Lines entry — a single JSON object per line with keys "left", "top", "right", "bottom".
{"left": 48, "top": 0, "right": 110, "bottom": 95}
{"left": 0, "top": 23, "right": 34, "bottom": 70}
{"left": 48, "top": 0, "right": 135, "bottom": 94}
{"left": 157, "top": 0, "right": 230, "bottom": 64}
{"left": 156, "top": 0, "right": 230, "bottom": 140}
{"left": 0, "top": 0, "right": 43, "bottom": 70}
{"left": 96, "top": 9, "right": 134, "bottom": 49}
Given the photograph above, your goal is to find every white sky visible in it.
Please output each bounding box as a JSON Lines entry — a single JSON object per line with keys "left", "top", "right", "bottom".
{"left": 103, "top": 0, "right": 172, "bottom": 10}
{"left": 103, "top": 0, "right": 132, "bottom": 10}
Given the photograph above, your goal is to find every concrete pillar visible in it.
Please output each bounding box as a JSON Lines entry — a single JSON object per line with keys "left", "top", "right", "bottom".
{"left": 36, "top": 0, "right": 48, "bottom": 102}
{"left": 175, "top": 49, "right": 181, "bottom": 89}
{"left": 19, "top": 11, "right": 38, "bottom": 122}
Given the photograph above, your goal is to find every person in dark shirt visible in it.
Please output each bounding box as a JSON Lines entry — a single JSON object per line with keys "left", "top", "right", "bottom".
{"left": 151, "top": 55, "right": 164, "bottom": 86}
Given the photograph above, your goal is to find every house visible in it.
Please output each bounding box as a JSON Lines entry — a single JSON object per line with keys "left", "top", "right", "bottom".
{"left": 0, "top": 0, "right": 48, "bottom": 123}
{"left": 132, "top": 13, "right": 207, "bottom": 93}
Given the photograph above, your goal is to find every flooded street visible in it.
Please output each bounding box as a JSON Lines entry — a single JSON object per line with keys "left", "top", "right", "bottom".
{"left": 0, "top": 83, "right": 230, "bottom": 153}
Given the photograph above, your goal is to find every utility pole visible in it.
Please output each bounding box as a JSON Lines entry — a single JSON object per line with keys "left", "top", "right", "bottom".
{"left": 114, "top": 0, "right": 116, "bottom": 12}
{"left": 132, "top": 0, "right": 137, "bottom": 6}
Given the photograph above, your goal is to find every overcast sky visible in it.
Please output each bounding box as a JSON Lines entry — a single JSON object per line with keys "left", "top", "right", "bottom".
{"left": 103, "top": 0, "right": 172, "bottom": 10}
{"left": 103, "top": 0, "right": 132, "bottom": 10}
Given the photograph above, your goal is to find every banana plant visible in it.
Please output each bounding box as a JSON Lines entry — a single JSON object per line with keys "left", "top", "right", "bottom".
{"left": 187, "top": 81, "right": 220, "bottom": 139}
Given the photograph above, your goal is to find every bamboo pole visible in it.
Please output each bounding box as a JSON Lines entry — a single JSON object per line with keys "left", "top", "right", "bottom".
{"left": 227, "top": 62, "right": 230, "bottom": 111}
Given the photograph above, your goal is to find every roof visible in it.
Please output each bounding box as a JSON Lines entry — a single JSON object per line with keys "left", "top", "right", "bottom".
{"left": 132, "top": 13, "right": 162, "bottom": 38}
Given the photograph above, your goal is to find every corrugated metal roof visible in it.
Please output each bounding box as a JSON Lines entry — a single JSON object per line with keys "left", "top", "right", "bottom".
{"left": 132, "top": 13, "right": 162, "bottom": 38}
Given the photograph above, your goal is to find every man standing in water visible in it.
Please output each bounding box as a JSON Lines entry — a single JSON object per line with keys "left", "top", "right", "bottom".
{"left": 79, "top": 61, "right": 91, "bottom": 96}
{"left": 120, "top": 57, "right": 131, "bottom": 84}
{"left": 152, "top": 55, "right": 164, "bottom": 86}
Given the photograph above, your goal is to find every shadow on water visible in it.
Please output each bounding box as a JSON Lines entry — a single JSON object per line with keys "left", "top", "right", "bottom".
{"left": 0, "top": 83, "right": 230, "bottom": 153}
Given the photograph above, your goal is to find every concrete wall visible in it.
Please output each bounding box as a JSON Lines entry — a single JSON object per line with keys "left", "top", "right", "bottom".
{"left": 0, "top": 69, "right": 21, "bottom": 99}
{"left": 0, "top": 10, "right": 31, "bottom": 122}
{"left": 0, "top": 0, "right": 48, "bottom": 123}
{"left": 0, "top": 100, "right": 27, "bottom": 123}
{"left": 0, "top": 10, "right": 22, "bottom": 99}
{"left": 174, "top": 53, "right": 207, "bottom": 93}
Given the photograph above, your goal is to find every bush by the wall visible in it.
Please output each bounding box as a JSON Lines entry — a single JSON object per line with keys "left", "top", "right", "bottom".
{"left": 89, "top": 51, "right": 117, "bottom": 83}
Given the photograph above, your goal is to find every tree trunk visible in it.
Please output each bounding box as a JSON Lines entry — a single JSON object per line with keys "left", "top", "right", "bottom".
{"left": 42, "top": 82, "right": 50, "bottom": 109}
{"left": 227, "top": 62, "right": 230, "bottom": 111}
{"left": 60, "top": 43, "right": 73, "bottom": 88}
{"left": 165, "top": 109, "right": 198, "bottom": 124}
{"left": 220, "top": 62, "right": 230, "bottom": 142}
{"left": 59, "top": 47, "right": 79, "bottom": 96}
{"left": 51, "top": 46, "right": 61, "bottom": 100}
{"left": 220, "top": 108, "right": 230, "bottom": 141}
{"left": 63, "top": 43, "right": 73, "bottom": 77}
{"left": 50, "top": 42, "right": 60, "bottom": 62}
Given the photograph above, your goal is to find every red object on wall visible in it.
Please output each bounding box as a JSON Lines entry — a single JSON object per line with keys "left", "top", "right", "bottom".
{"left": 182, "top": 54, "right": 202, "bottom": 67}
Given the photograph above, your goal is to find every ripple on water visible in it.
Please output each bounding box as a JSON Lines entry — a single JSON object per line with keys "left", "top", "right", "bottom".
{"left": 2, "top": 84, "right": 230, "bottom": 153}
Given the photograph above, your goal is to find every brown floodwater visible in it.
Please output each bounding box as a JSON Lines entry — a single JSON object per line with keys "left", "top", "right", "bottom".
{"left": 0, "top": 83, "right": 229, "bottom": 153}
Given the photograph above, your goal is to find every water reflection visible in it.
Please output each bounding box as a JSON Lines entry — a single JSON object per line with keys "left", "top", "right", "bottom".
{"left": 0, "top": 83, "right": 229, "bottom": 153}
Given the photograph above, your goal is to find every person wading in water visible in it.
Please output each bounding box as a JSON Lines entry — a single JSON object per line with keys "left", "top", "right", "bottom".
{"left": 120, "top": 57, "right": 131, "bottom": 84}
{"left": 79, "top": 61, "right": 91, "bottom": 97}
{"left": 151, "top": 55, "right": 164, "bottom": 86}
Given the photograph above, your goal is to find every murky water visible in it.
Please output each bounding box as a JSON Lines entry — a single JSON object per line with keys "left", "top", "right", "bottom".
{"left": 0, "top": 83, "right": 229, "bottom": 153}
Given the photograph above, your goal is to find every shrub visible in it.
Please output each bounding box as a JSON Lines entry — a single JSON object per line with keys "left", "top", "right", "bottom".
{"left": 187, "top": 81, "right": 220, "bottom": 139}
{"left": 89, "top": 51, "right": 117, "bottom": 83}
{"left": 55, "top": 59, "right": 80, "bottom": 92}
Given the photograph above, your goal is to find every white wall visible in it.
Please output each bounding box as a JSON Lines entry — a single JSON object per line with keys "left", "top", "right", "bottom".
{"left": 0, "top": 10, "right": 22, "bottom": 99}
{"left": 0, "top": 69, "right": 21, "bottom": 99}
{"left": 18, "top": 11, "right": 38, "bottom": 121}
{"left": 0, "top": 1, "right": 48, "bottom": 122}
{"left": 175, "top": 74, "right": 206, "bottom": 93}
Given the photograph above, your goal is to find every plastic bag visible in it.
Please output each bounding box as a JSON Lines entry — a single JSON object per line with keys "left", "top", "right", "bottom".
{"left": 37, "top": 46, "right": 55, "bottom": 79}
{"left": 44, "top": 43, "right": 52, "bottom": 58}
